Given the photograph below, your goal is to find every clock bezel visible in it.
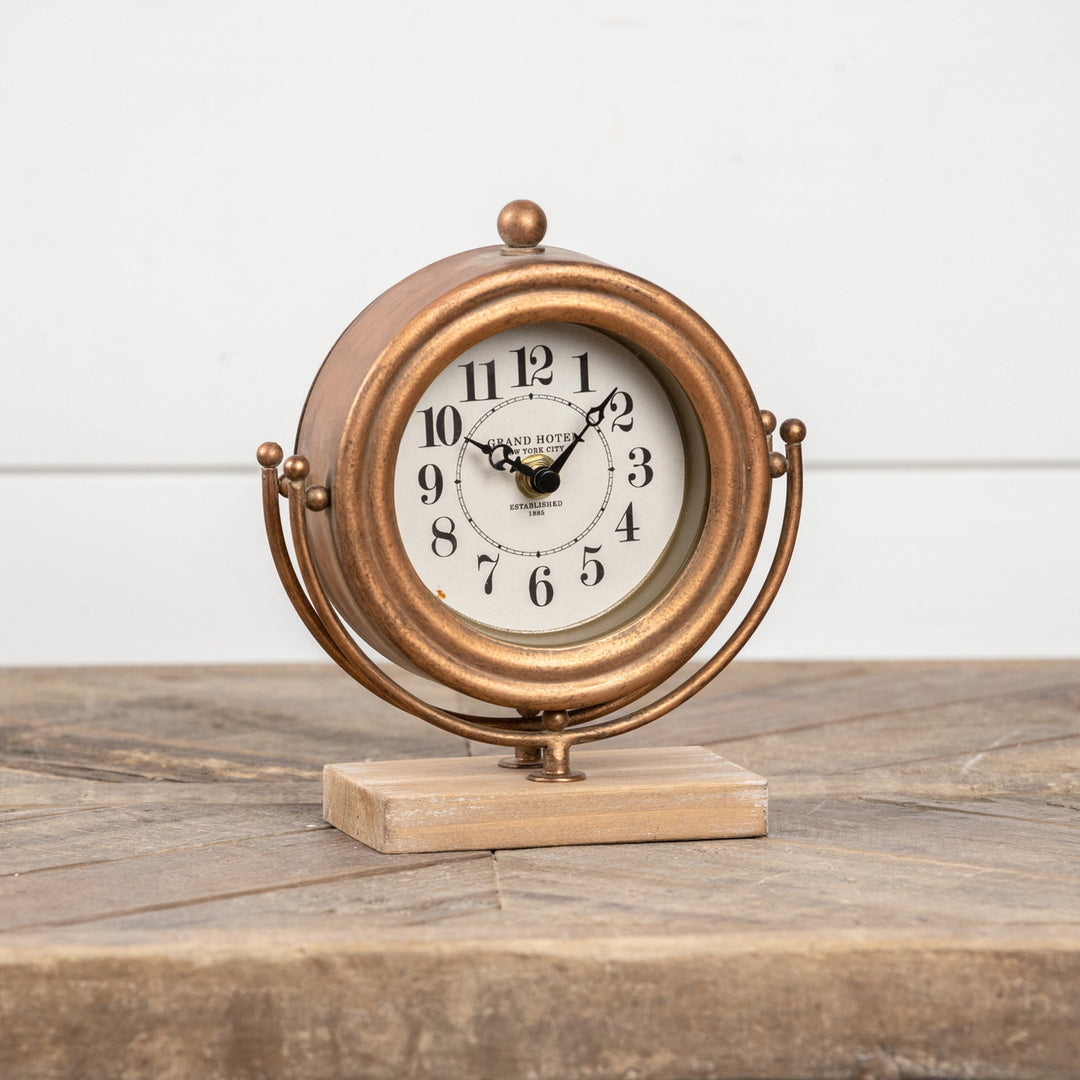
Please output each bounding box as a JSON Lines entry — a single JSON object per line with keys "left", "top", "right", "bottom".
{"left": 318, "top": 257, "right": 771, "bottom": 711}
{"left": 401, "top": 319, "right": 704, "bottom": 639}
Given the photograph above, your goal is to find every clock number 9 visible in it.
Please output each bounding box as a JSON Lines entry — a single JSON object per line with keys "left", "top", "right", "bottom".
{"left": 627, "top": 447, "right": 653, "bottom": 488}
{"left": 431, "top": 517, "right": 457, "bottom": 557}
{"left": 528, "top": 565, "right": 554, "bottom": 607}
{"left": 417, "top": 463, "right": 443, "bottom": 504}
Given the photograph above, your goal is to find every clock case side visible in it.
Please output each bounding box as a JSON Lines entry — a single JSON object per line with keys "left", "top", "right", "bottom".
{"left": 295, "top": 244, "right": 608, "bottom": 674}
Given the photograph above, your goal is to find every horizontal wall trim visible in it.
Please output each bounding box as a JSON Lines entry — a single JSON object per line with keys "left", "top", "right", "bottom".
{"left": 4, "top": 460, "right": 1080, "bottom": 477}
{"left": 806, "top": 459, "right": 1080, "bottom": 472}
{"left": 2, "top": 467, "right": 1078, "bottom": 664}
{"left": 0, "top": 464, "right": 258, "bottom": 477}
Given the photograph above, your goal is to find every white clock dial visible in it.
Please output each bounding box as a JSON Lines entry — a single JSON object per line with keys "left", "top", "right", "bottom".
{"left": 394, "top": 322, "right": 687, "bottom": 636}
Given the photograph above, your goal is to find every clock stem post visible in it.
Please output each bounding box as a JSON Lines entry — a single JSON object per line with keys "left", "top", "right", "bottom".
{"left": 499, "top": 745, "right": 543, "bottom": 769}
{"left": 529, "top": 712, "right": 586, "bottom": 782}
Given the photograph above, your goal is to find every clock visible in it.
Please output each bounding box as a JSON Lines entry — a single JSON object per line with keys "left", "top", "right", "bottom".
{"left": 258, "top": 200, "right": 804, "bottom": 786}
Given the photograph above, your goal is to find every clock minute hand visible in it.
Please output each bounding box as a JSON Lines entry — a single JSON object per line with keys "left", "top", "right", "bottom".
{"left": 547, "top": 386, "right": 619, "bottom": 476}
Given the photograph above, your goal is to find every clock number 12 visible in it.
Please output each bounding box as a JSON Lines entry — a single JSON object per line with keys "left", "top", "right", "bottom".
{"left": 512, "top": 345, "right": 554, "bottom": 387}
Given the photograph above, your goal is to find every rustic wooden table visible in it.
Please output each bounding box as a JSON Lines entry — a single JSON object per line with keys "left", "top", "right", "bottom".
{"left": 2, "top": 661, "right": 1079, "bottom": 1080}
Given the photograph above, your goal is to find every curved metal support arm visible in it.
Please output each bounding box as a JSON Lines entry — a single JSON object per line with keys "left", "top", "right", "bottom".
{"left": 280, "top": 466, "right": 546, "bottom": 748}
{"left": 257, "top": 416, "right": 803, "bottom": 760}
{"left": 259, "top": 451, "right": 538, "bottom": 734}
{"left": 564, "top": 426, "right": 805, "bottom": 746}
{"left": 260, "top": 463, "right": 398, "bottom": 707}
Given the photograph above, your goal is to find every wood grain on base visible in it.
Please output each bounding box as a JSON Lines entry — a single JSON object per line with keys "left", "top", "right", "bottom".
{"left": 323, "top": 746, "right": 767, "bottom": 852}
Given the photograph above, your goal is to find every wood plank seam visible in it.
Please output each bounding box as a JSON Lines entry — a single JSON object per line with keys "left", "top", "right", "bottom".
{"left": 707, "top": 677, "right": 1080, "bottom": 746}
{"left": 774, "top": 837, "right": 1080, "bottom": 883}
{"left": 858, "top": 796, "right": 1080, "bottom": 826}
{"left": 4, "top": 851, "right": 492, "bottom": 932}
{"left": 491, "top": 851, "right": 507, "bottom": 912}
{"left": 1, "top": 824, "right": 339, "bottom": 878}
{"left": 832, "top": 731, "right": 1080, "bottom": 776}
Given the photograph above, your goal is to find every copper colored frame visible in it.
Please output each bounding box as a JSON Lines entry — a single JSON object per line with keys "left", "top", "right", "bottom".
{"left": 258, "top": 218, "right": 805, "bottom": 781}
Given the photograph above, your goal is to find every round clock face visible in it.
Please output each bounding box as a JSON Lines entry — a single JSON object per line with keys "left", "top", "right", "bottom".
{"left": 393, "top": 322, "right": 692, "bottom": 637}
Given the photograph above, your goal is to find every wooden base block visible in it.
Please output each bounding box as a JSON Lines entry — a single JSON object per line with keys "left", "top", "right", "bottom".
{"left": 323, "top": 746, "right": 767, "bottom": 853}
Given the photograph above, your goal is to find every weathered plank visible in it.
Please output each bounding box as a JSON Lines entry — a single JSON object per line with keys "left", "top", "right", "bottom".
{"left": 720, "top": 679, "right": 1080, "bottom": 788}
{"left": 0, "top": 768, "right": 320, "bottom": 809}
{"left": 1, "top": 802, "right": 325, "bottom": 875}
{"left": 3, "top": 661, "right": 1080, "bottom": 1080}
{"left": 1, "top": 829, "right": 485, "bottom": 932}
{"left": 0, "top": 663, "right": 467, "bottom": 782}
{"left": 614, "top": 659, "right": 1080, "bottom": 747}
{"left": 7, "top": 857, "right": 502, "bottom": 945}
{"left": 2, "top": 938, "right": 1078, "bottom": 1080}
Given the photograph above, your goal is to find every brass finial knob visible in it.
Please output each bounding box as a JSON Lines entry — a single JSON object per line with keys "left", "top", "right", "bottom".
{"left": 497, "top": 200, "right": 547, "bottom": 248}
{"left": 282, "top": 454, "right": 310, "bottom": 482}
{"left": 780, "top": 418, "right": 807, "bottom": 445}
{"left": 257, "top": 441, "right": 283, "bottom": 468}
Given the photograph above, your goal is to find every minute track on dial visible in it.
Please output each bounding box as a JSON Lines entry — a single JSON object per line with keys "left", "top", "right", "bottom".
{"left": 463, "top": 387, "right": 619, "bottom": 498}
{"left": 454, "top": 392, "right": 616, "bottom": 559}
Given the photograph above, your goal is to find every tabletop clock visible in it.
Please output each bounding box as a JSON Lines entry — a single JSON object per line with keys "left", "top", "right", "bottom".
{"left": 258, "top": 200, "right": 804, "bottom": 852}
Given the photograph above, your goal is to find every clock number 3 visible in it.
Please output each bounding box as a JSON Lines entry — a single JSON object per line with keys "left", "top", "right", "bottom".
{"left": 627, "top": 447, "right": 653, "bottom": 488}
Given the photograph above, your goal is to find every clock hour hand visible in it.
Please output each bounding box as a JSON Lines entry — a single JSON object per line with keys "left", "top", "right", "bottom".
{"left": 464, "top": 437, "right": 539, "bottom": 479}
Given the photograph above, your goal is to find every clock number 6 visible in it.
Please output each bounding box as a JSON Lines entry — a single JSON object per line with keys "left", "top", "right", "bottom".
{"left": 528, "top": 565, "right": 554, "bottom": 607}
{"left": 580, "top": 545, "right": 605, "bottom": 587}
{"left": 431, "top": 517, "right": 457, "bottom": 557}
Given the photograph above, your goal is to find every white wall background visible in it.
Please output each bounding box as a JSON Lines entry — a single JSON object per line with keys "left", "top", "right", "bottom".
{"left": 2, "top": 1, "right": 1077, "bottom": 665}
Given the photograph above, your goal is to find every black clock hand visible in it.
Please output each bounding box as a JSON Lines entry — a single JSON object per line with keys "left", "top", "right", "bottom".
{"left": 515, "top": 387, "right": 620, "bottom": 497}
{"left": 547, "top": 386, "right": 620, "bottom": 476}
{"left": 464, "top": 438, "right": 539, "bottom": 479}
{"left": 462, "top": 387, "right": 617, "bottom": 498}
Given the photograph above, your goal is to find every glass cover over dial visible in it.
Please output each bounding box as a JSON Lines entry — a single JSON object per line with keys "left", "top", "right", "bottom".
{"left": 394, "top": 322, "right": 689, "bottom": 636}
